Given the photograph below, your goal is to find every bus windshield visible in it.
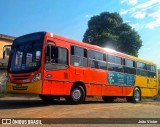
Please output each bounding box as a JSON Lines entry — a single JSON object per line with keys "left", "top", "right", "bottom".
{"left": 9, "top": 32, "right": 44, "bottom": 73}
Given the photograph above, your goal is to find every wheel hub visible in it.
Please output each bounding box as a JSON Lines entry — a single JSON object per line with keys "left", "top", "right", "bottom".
{"left": 134, "top": 89, "right": 140, "bottom": 101}
{"left": 72, "top": 89, "right": 81, "bottom": 100}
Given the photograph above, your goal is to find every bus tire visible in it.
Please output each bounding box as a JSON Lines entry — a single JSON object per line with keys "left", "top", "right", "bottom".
{"left": 102, "top": 96, "right": 116, "bottom": 103}
{"left": 132, "top": 87, "right": 141, "bottom": 103}
{"left": 39, "top": 95, "right": 55, "bottom": 103}
{"left": 66, "top": 85, "right": 85, "bottom": 104}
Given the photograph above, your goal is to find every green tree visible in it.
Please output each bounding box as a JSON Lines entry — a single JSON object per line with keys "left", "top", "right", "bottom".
{"left": 83, "top": 12, "right": 142, "bottom": 56}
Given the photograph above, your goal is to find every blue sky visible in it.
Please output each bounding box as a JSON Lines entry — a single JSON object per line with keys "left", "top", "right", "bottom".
{"left": 1, "top": 0, "right": 160, "bottom": 68}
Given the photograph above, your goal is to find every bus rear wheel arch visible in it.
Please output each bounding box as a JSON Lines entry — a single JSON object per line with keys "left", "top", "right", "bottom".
{"left": 66, "top": 83, "right": 86, "bottom": 104}
{"left": 126, "top": 87, "right": 141, "bottom": 103}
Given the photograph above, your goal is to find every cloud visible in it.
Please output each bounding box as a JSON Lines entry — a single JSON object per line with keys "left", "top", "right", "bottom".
{"left": 136, "top": 0, "right": 160, "bottom": 9}
{"left": 142, "top": 47, "right": 151, "bottom": 50}
{"left": 146, "top": 10, "right": 160, "bottom": 29}
{"left": 131, "top": 11, "right": 146, "bottom": 19}
{"left": 125, "top": 20, "right": 132, "bottom": 23}
{"left": 85, "top": 14, "right": 92, "bottom": 18}
{"left": 130, "top": 23, "right": 139, "bottom": 29}
{"left": 119, "top": 9, "right": 128, "bottom": 15}
{"left": 120, "top": 0, "right": 160, "bottom": 29}
{"left": 120, "top": 8, "right": 136, "bottom": 15}
{"left": 120, "top": 0, "right": 138, "bottom": 5}
{"left": 148, "top": 9, "right": 160, "bottom": 18}
{"left": 130, "top": 23, "right": 145, "bottom": 29}
{"left": 146, "top": 18, "right": 160, "bottom": 29}
{"left": 120, "top": 0, "right": 160, "bottom": 15}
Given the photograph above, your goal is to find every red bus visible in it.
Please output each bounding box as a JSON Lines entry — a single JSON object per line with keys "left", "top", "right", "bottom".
{"left": 6, "top": 32, "right": 158, "bottom": 104}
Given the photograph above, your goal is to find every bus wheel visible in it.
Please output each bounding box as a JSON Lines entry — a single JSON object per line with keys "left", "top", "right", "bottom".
{"left": 102, "top": 96, "right": 116, "bottom": 103}
{"left": 132, "top": 87, "right": 141, "bottom": 103}
{"left": 39, "top": 95, "right": 55, "bottom": 103}
{"left": 66, "top": 85, "right": 85, "bottom": 104}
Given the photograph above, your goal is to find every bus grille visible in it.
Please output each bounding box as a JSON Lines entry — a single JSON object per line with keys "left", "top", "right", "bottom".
{"left": 12, "top": 74, "right": 31, "bottom": 81}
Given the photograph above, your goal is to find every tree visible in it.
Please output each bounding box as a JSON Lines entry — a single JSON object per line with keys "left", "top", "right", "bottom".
{"left": 83, "top": 12, "right": 142, "bottom": 56}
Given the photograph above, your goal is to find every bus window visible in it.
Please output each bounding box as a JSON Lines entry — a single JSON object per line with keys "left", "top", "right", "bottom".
{"left": 137, "top": 62, "right": 147, "bottom": 70}
{"left": 124, "top": 59, "right": 136, "bottom": 74}
{"left": 136, "top": 62, "right": 147, "bottom": 76}
{"left": 108, "top": 63, "right": 123, "bottom": 72}
{"left": 71, "top": 46, "right": 87, "bottom": 67}
{"left": 125, "top": 59, "right": 134, "bottom": 67}
{"left": 147, "top": 65, "right": 156, "bottom": 78}
{"left": 45, "top": 44, "right": 68, "bottom": 70}
{"left": 107, "top": 55, "right": 123, "bottom": 72}
{"left": 108, "top": 55, "right": 122, "bottom": 65}
{"left": 89, "top": 50, "right": 106, "bottom": 70}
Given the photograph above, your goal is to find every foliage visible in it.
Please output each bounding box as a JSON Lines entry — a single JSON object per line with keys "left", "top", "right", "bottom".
{"left": 83, "top": 12, "right": 142, "bottom": 56}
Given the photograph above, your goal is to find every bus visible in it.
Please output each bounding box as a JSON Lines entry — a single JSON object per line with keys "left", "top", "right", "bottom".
{"left": 6, "top": 32, "right": 159, "bottom": 104}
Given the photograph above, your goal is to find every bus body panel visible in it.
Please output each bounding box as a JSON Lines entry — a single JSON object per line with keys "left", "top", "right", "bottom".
{"left": 147, "top": 77, "right": 158, "bottom": 89}
{"left": 42, "top": 81, "right": 72, "bottom": 95}
{"left": 141, "top": 87, "right": 157, "bottom": 96}
{"left": 69, "top": 67, "right": 89, "bottom": 84}
{"left": 135, "top": 75, "right": 148, "bottom": 88}
{"left": 88, "top": 69, "right": 107, "bottom": 85}
{"left": 122, "top": 86, "right": 133, "bottom": 96}
{"left": 103, "top": 85, "right": 123, "bottom": 96}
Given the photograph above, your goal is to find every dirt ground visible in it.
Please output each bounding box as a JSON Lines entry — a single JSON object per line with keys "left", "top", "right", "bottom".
{"left": 0, "top": 95, "right": 160, "bottom": 127}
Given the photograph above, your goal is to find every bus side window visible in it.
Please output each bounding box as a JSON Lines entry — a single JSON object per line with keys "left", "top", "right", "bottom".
{"left": 107, "top": 55, "right": 123, "bottom": 72}
{"left": 71, "top": 46, "right": 87, "bottom": 67}
{"left": 147, "top": 64, "right": 156, "bottom": 78}
{"left": 46, "top": 45, "right": 51, "bottom": 63}
{"left": 124, "top": 59, "right": 136, "bottom": 74}
{"left": 136, "top": 62, "right": 147, "bottom": 76}
{"left": 45, "top": 44, "right": 56, "bottom": 63}
{"left": 45, "top": 43, "right": 68, "bottom": 70}
{"left": 89, "top": 50, "right": 107, "bottom": 70}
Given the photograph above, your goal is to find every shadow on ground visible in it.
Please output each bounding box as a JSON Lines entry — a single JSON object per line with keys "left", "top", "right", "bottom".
{"left": 0, "top": 95, "right": 158, "bottom": 110}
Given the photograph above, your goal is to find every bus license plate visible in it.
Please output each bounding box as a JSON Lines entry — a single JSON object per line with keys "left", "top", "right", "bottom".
{"left": 16, "top": 84, "right": 22, "bottom": 88}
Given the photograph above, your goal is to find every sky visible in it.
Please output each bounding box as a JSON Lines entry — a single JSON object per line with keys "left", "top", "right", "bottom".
{"left": 0, "top": 0, "right": 160, "bottom": 68}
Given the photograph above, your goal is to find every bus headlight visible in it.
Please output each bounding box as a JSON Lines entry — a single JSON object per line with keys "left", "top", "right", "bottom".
{"left": 32, "top": 73, "right": 41, "bottom": 82}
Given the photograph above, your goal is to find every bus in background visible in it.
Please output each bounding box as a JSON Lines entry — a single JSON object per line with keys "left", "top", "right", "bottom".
{"left": 6, "top": 32, "right": 159, "bottom": 104}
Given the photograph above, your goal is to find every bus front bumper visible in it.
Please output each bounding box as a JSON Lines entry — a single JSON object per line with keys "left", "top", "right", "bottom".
{"left": 6, "top": 80, "right": 42, "bottom": 94}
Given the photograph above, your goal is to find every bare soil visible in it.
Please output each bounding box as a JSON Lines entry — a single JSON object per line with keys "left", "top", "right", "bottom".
{"left": 0, "top": 95, "right": 160, "bottom": 127}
